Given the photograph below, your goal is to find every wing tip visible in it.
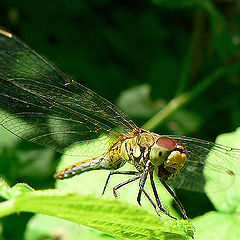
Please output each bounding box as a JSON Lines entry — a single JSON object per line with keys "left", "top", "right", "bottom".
{"left": 0, "top": 28, "right": 13, "bottom": 39}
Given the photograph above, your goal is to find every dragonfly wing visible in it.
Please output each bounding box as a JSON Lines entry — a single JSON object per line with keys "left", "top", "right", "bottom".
{"left": 166, "top": 136, "right": 239, "bottom": 192}
{"left": 0, "top": 28, "right": 137, "bottom": 155}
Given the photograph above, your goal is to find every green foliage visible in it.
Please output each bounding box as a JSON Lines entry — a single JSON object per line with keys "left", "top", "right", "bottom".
{"left": 192, "top": 128, "right": 240, "bottom": 239}
{"left": 206, "top": 128, "right": 240, "bottom": 213}
{"left": 193, "top": 212, "right": 240, "bottom": 240}
{"left": 0, "top": 178, "right": 194, "bottom": 240}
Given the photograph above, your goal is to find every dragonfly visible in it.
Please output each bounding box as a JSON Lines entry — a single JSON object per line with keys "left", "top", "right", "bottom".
{"left": 0, "top": 27, "right": 239, "bottom": 221}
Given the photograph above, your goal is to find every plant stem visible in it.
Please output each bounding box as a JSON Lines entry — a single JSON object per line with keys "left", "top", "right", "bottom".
{"left": 142, "top": 62, "right": 240, "bottom": 131}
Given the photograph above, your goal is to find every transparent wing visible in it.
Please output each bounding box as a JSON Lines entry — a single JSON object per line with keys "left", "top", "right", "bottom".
{"left": 166, "top": 136, "right": 240, "bottom": 192}
{"left": 0, "top": 28, "right": 137, "bottom": 155}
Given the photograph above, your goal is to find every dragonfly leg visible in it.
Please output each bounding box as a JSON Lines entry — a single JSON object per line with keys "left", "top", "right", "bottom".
{"left": 138, "top": 170, "right": 162, "bottom": 217}
{"left": 149, "top": 173, "right": 177, "bottom": 220}
{"left": 136, "top": 168, "right": 148, "bottom": 206}
{"left": 160, "top": 179, "right": 189, "bottom": 221}
{"left": 102, "top": 170, "right": 139, "bottom": 195}
{"left": 112, "top": 174, "right": 142, "bottom": 198}
{"left": 137, "top": 189, "right": 142, "bottom": 206}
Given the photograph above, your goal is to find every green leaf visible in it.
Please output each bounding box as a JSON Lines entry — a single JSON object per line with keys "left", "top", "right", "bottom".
{"left": 0, "top": 178, "right": 12, "bottom": 200}
{"left": 205, "top": 128, "right": 240, "bottom": 213}
{"left": 25, "top": 214, "right": 116, "bottom": 240}
{"left": 0, "top": 178, "right": 34, "bottom": 200}
{"left": 192, "top": 129, "right": 240, "bottom": 239}
{"left": 12, "top": 183, "right": 35, "bottom": 196}
{"left": 116, "top": 84, "right": 159, "bottom": 118}
{"left": 0, "top": 188, "right": 194, "bottom": 240}
{"left": 192, "top": 211, "right": 240, "bottom": 240}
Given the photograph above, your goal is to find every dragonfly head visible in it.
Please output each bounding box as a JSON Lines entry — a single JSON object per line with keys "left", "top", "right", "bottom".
{"left": 150, "top": 137, "right": 187, "bottom": 179}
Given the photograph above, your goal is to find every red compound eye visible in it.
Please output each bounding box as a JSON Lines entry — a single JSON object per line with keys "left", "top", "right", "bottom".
{"left": 156, "top": 137, "right": 176, "bottom": 150}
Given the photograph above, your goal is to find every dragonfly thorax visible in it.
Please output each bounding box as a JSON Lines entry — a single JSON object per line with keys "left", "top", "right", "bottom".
{"left": 119, "top": 129, "right": 157, "bottom": 171}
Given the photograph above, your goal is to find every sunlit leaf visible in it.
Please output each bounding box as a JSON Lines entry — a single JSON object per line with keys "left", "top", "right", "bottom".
{"left": 0, "top": 184, "right": 194, "bottom": 240}
{"left": 192, "top": 211, "right": 240, "bottom": 240}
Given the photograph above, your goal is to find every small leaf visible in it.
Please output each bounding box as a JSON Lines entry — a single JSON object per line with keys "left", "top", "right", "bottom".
{"left": 0, "top": 178, "right": 35, "bottom": 200}
{"left": 12, "top": 183, "right": 35, "bottom": 196}
{"left": 0, "top": 178, "right": 12, "bottom": 200}
{"left": 116, "top": 84, "right": 158, "bottom": 118}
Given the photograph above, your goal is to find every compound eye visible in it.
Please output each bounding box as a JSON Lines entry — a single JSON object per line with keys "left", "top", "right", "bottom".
{"left": 156, "top": 137, "right": 176, "bottom": 150}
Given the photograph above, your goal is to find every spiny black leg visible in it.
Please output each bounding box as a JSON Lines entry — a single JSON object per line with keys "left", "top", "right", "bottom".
{"left": 150, "top": 173, "right": 177, "bottom": 220}
{"left": 137, "top": 189, "right": 142, "bottom": 206}
{"left": 102, "top": 170, "right": 139, "bottom": 195}
{"left": 136, "top": 168, "right": 149, "bottom": 206}
{"left": 138, "top": 171, "right": 162, "bottom": 217}
{"left": 136, "top": 168, "right": 148, "bottom": 206}
{"left": 113, "top": 174, "right": 142, "bottom": 198}
{"left": 160, "top": 179, "right": 189, "bottom": 221}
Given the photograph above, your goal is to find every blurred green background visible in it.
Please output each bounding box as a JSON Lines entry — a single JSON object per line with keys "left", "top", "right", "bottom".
{"left": 1, "top": 0, "right": 240, "bottom": 239}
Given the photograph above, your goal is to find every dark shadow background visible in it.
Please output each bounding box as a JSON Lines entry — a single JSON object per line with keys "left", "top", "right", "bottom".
{"left": 0, "top": 0, "right": 240, "bottom": 239}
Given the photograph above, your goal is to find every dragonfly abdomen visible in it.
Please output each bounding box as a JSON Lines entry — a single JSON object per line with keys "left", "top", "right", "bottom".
{"left": 54, "top": 153, "right": 125, "bottom": 179}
